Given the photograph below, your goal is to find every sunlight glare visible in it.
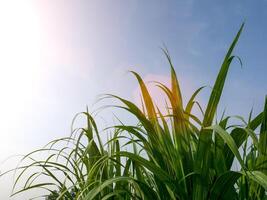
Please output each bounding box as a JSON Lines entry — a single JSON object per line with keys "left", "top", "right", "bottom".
{"left": 0, "top": 1, "right": 41, "bottom": 154}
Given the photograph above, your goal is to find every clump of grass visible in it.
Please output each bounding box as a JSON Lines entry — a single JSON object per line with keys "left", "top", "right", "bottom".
{"left": 2, "top": 23, "right": 267, "bottom": 200}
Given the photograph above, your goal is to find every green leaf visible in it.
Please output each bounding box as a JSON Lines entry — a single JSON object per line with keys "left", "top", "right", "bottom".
{"left": 209, "top": 171, "right": 241, "bottom": 200}
{"left": 208, "top": 125, "right": 244, "bottom": 168}
{"left": 244, "top": 171, "right": 267, "bottom": 190}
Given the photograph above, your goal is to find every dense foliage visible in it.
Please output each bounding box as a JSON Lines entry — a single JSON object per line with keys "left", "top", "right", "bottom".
{"left": 4, "top": 24, "right": 267, "bottom": 199}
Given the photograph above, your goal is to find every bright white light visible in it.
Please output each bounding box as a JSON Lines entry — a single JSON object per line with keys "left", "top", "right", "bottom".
{"left": 0, "top": 1, "right": 41, "bottom": 155}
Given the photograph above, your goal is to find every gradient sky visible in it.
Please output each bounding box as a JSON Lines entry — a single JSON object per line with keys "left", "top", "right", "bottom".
{"left": 0, "top": 0, "right": 266, "bottom": 199}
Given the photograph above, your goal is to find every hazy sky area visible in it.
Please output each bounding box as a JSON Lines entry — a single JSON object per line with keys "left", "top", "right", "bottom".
{"left": 0, "top": 0, "right": 266, "bottom": 199}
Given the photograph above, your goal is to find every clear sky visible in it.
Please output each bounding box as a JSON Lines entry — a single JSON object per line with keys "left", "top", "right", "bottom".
{"left": 0, "top": 0, "right": 266, "bottom": 199}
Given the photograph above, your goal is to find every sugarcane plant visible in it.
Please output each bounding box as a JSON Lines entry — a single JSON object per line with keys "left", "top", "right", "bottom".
{"left": 2, "top": 23, "right": 267, "bottom": 200}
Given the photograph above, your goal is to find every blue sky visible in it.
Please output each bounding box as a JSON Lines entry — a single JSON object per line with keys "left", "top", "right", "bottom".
{"left": 0, "top": 0, "right": 266, "bottom": 199}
